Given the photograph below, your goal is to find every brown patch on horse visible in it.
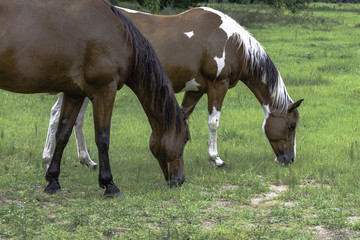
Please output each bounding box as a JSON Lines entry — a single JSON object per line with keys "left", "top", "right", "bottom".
{"left": 0, "top": 0, "right": 189, "bottom": 196}
{"left": 118, "top": 7, "right": 303, "bottom": 166}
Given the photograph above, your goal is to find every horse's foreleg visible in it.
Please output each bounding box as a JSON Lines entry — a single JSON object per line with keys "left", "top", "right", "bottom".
{"left": 45, "top": 94, "right": 85, "bottom": 194}
{"left": 91, "top": 90, "right": 122, "bottom": 197}
{"left": 74, "top": 97, "right": 97, "bottom": 169}
{"left": 206, "top": 79, "right": 229, "bottom": 168}
{"left": 42, "top": 94, "right": 63, "bottom": 169}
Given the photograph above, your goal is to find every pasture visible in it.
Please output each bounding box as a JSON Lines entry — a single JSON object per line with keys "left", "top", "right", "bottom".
{"left": 1, "top": 3, "right": 360, "bottom": 239}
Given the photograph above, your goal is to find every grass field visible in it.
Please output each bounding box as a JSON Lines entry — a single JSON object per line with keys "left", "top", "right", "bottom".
{"left": 1, "top": 3, "right": 360, "bottom": 239}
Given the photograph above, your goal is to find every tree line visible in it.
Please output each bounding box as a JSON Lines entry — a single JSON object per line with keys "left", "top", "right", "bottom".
{"left": 109, "top": 0, "right": 359, "bottom": 13}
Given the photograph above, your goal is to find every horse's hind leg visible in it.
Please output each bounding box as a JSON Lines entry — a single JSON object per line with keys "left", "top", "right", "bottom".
{"left": 74, "top": 97, "right": 97, "bottom": 169}
{"left": 43, "top": 96, "right": 97, "bottom": 170}
{"left": 181, "top": 91, "right": 203, "bottom": 116}
{"left": 45, "top": 94, "right": 85, "bottom": 194}
{"left": 42, "top": 94, "right": 63, "bottom": 170}
{"left": 91, "top": 90, "right": 122, "bottom": 197}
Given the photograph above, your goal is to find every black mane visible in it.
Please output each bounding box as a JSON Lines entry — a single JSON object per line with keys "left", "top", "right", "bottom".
{"left": 110, "top": 6, "right": 183, "bottom": 131}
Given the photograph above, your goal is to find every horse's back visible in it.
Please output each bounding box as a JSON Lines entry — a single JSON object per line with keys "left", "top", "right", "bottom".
{"left": 0, "top": 0, "right": 132, "bottom": 94}
{"left": 120, "top": 7, "right": 239, "bottom": 91}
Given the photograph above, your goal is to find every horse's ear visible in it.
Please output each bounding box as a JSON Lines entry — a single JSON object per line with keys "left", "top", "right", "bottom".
{"left": 288, "top": 99, "right": 304, "bottom": 113}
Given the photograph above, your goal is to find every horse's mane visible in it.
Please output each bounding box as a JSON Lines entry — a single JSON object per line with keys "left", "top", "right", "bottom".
{"left": 238, "top": 34, "right": 292, "bottom": 113}
{"left": 236, "top": 29, "right": 292, "bottom": 113}
{"left": 110, "top": 5, "right": 183, "bottom": 131}
{"left": 201, "top": 7, "right": 292, "bottom": 113}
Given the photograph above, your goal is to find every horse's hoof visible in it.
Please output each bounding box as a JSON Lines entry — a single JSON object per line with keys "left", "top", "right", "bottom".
{"left": 103, "top": 184, "right": 123, "bottom": 197}
{"left": 44, "top": 182, "right": 62, "bottom": 195}
{"left": 90, "top": 163, "right": 98, "bottom": 170}
{"left": 209, "top": 156, "right": 228, "bottom": 170}
{"left": 80, "top": 159, "right": 98, "bottom": 170}
{"left": 104, "top": 191, "right": 124, "bottom": 198}
{"left": 214, "top": 162, "right": 228, "bottom": 170}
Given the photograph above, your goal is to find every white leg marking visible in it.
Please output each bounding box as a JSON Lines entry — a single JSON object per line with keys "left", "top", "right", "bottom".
{"left": 184, "top": 31, "right": 194, "bottom": 38}
{"left": 214, "top": 49, "right": 226, "bottom": 78}
{"left": 74, "top": 98, "right": 97, "bottom": 169}
{"left": 42, "top": 94, "right": 63, "bottom": 169}
{"left": 180, "top": 78, "right": 200, "bottom": 92}
{"left": 208, "top": 107, "right": 224, "bottom": 166}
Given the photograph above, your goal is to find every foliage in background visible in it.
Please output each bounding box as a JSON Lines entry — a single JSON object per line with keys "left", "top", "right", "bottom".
{"left": 109, "top": 0, "right": 359, "bottom": 13}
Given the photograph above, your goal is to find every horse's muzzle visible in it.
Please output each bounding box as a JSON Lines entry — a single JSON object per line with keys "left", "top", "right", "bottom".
{"left": 168, "top": 174, "right": 185, "bottom": 187}
{"left": 275, "top": 155, "right": 295, "bottom": 166}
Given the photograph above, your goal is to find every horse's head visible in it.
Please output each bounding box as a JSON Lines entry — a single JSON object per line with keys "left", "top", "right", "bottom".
{"left": 263, "top": 99, "right": 303, "bottom": 165}
{"left": 149, "top": 108, "right": 190, "bottom": 186}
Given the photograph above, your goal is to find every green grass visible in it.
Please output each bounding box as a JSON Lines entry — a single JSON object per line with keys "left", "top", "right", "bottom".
{"left": 1, "top": 3, "right": 360, "bottom": 239}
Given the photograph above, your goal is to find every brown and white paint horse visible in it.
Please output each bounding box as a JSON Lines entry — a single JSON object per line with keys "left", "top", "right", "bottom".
{"left": 0, "top": 0, "right": 190, "bottom": 196}
{"left": 43, "top": 6, "right": 303, "bottom": 169}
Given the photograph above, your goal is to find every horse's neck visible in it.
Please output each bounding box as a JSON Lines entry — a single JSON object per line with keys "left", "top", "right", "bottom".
{"left": 241, "top": 74, "right": 272, "bottom": 108}
{"left": 239, "top": 53, "right": 290, "bottom": 113}
{"left": 127, "top": 81, "right": 177, "bottom": 134}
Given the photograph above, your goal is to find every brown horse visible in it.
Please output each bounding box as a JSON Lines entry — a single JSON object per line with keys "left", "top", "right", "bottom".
{"left": 43, "top": 6, "right": 303, "bottom": 169}
{"left": 0, "top": 0, "right": 190, "bottom": 196}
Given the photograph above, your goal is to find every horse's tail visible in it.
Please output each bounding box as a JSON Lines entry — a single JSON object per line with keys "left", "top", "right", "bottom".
{"left": 110, "top": 5, "right": 182, "bottom": 131}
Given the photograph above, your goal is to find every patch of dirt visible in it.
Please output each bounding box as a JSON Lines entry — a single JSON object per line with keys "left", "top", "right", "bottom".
{"left": 206, "top": 200, "right": 233, "bottom": 212}
{"left": 0, "top": 195, "right": 21, "bottom": 206}
{"left": 202, "top": 220, "right": 214, "bottom": 231}
{"left": 312, "top": 225, "right": 356, "bottom": 240}
{"left": 300, "top": 179, "right": 331, "bottom": 189}
{"left": 347, "top": 216, "right": 360, "bottom": 224}
{"left": 250, "top": 184, "right": 287, "bottom": 207}
{"left": 219, "top": 184, "right": 238, "bottom": 194}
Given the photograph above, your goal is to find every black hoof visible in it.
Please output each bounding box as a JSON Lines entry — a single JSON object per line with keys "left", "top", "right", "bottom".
{"left": 85, "top": 163, "right": 98, "bottom": 170}
{"left": 215, "top": 162, "right": 228, "bottom": 170}
{"left": 91, "top": 164, "right": 98, "bottom": 170}
{"left": 104, "top": 183, "right": 123, "bottom": 197}
{"left": 44, "top": 180, "right": 62, "bottom": 195}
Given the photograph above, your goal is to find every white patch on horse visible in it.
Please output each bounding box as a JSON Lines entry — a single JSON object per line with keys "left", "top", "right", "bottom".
{"left": 200, "top": 7, "right": 267, "bottom": 78}
{"left": 262, "top": 104, "right": 270, "bottom": 136}
{"left": 184, "top": 31, "right": 194, "bottom": 38}
{"left": 214, "top": 49, "right": 226, "bottom": 78}
{"left": 181, "top": 78, "right": 200, "bottom": 92}
{"left": 200, "top": 7, "right": 293, "bottom": 112}
{"left": 208, "top": 107, "right": 224, "bottom": 166}
{"left": 116, "top": 7, "right": 151, "bottom": 15}
{"left": 261, "top": 72, "right": 267, "bottom": 84}
{"left": 272, "top": 73, "right": 292, "bottom": 113}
